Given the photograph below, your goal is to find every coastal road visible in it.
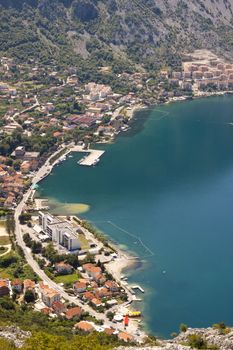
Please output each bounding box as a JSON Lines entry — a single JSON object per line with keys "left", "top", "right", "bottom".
{"left": 14, "top": 147, "right": 144, "bottom": 341}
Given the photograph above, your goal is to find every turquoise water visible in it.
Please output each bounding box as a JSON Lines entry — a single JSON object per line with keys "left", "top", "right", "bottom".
{"left": 39, "top": 96, "right": 233, "bottom": 337}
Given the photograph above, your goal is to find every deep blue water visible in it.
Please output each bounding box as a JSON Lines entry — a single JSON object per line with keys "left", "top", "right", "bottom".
{"left": 39, "top": 96, "right": 233, "bottom": 337}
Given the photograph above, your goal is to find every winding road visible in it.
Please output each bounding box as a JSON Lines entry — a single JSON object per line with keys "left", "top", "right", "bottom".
{"left": 13, "top": 146, "right": 144, "bottom": 341}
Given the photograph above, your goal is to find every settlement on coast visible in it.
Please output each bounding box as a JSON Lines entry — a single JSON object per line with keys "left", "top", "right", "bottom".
{"left": 12, "top": 132, "right": 146, "bottom": 343}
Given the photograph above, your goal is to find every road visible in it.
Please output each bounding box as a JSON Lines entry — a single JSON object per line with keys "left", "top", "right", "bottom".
{"left": 13, "top": 146, "right": 144, "bottom": 341}
{"left": 10, "top": 95, "right": 40, "bottom": 127}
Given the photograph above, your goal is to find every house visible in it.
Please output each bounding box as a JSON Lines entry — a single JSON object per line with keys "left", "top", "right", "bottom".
{"left": 118, "top": 331, "right": 134, "bottom": 342}
{"left": 74, "top": 321, "right": 94, "bottom": 332}
{"left": 13, "top": 146, "right": 25, "bottom": 158}
{"left": 79, "top": 278, "right": 89, "bottom": 285}
{"left": 96, "top": 287, "right": 109, "bottom": 298}
{"left": 40, "top": 282, "right": 61, "bottom": 307}
{"left": 20, "top": 161, "right": 31, "bottom": 174}
{"left": 11, "top": 279, "right": 23, "bottom": 293}
{"left": 55, "top": 262, "right": 73, "bottom": 275}
{"left": 73, "top": 281, "right": 86, "bottom": 294}
{"left": 23, "top": 279, "right": 35, "bottom": 294}
{"left": 52, "top": 301, "right": 67, "bottom": 314}
{"left": 95, "top": 274, "right": 106, "bottom": 285}
{"left": 4, "top": 195, "right": 15, "bottom": 208}
{"left": 105, "top": 280, "right": 119, "bottom": 293}
{"left": 104, "top": 328, "right": 116, "bottom": 336}
{"left": 24, "top": 152, "right": 40, "bottom": 161}
{"left": 83, "top": 291, "right": 95, "bottom": 302}
{"left": 41, "top": 307, "right": 51, "bottom": 315}
{"left": 0, "top": 280, "right": 9, "bottom": 296}
{"left": 91, "top": 298, "right": 102, "bottom": 308}
{"left": 65, "top": 306, "right": 82, "bottom": 320}
{"left": 82, "top": 263, "right": 102, "bottom": 281}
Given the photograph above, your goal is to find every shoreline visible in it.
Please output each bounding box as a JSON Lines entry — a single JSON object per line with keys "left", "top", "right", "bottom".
{"left": 34, "top": 92, "right": 233, "bottom": 336}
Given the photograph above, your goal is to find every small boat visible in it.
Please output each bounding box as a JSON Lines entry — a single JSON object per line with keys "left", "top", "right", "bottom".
{"left": 128, "top": 311, "right": 141, "bottom": 318}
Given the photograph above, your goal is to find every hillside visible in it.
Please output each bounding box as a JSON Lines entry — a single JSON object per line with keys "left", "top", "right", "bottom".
{"left": 1, "top": 0, "right": 233, "bottom": 73}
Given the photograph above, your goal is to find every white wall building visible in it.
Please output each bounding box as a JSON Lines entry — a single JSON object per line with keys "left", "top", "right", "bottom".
{"left": 38, "top": 212, "right": 81, "bottom": 251}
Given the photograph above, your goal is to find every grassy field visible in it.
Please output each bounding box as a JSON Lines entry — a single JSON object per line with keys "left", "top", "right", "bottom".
{"left": 54, "top": 273, "right": 80, "bottom": 284}
{"left": 79, "top": 233, "right": 90, "bottom": 250}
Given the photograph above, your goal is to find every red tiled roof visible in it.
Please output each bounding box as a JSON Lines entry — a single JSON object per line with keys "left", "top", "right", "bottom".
{"left": 65, "top": 307, "right": 82, "bottom": 320}
{"left": 74, "top": 321, "right": 94, "bottom": 332}
{"left": 118, "top": 331, "right": 134, "bottom": 342}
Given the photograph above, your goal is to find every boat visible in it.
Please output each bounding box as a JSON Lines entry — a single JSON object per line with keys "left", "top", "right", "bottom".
{"left": 128, "top": 311, "right": 141, "bottom": 318}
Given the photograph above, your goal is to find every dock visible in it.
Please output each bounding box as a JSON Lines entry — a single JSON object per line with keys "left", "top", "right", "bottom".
{"left": 131, "top": 285, "right": 145, "bottom": 293}
{"left": 79, "top": 150, "right": 105, "bottom": 166}
{"left": 69, "top": 145, "right": 105, "bottom": 167}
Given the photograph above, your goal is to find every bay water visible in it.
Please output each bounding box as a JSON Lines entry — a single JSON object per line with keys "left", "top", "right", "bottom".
{"left": 39, "top": 96, "right": 233, "bottom": 337}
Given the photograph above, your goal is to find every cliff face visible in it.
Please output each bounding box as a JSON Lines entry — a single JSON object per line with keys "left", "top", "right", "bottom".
{"left": 1, "top": 0, "right": 233, "bottom": 69}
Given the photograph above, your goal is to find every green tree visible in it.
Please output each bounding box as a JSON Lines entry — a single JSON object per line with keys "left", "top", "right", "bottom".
{"left": 187, "top": 334, "right": 207, "bottom": 349}
{"left": 179, "top": 323, "right": 188, "bottom": 332}
{"left": 24, "top": 290, "right": 35, "bottom": 304}
{"left": 19, "top": 213, "right": 32, "bottom": 225}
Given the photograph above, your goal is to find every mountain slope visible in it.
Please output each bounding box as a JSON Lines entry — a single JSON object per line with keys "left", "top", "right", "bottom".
{"left": 1, "top": 0, "right": 233, "bottom": 71}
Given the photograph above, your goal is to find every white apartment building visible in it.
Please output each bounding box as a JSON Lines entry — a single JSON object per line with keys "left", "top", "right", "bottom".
{"left": 38, "top": 212, "right": 81, "bottom": 251}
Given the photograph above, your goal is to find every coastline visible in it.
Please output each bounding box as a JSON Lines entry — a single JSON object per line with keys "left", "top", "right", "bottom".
{"left": 35, "top": 93, "right": 233, "bottom": 335}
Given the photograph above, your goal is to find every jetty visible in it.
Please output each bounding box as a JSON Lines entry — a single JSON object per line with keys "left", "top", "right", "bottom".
{"left": 79, "top": 150, "right": 105, "bottom": 166}
{"left": 131, "top": 285, "right": 145, "bottom": 293}
{"left": 69, "top": 145, "right": 105, "bottom": 166}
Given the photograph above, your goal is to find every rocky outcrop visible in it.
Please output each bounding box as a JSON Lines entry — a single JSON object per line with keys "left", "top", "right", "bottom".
{"left": 0, "top": 326, "right": 31, "bottom": 348}
{"left": 174, "top": 327, "right": 233, "bottom": 350}
{"left": 118, "top": 327, "right": 233, "bottom": 350}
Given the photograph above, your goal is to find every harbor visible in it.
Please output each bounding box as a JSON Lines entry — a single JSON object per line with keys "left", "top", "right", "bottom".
{"left": 52, "top": 144, "right": 105, "bottom": 167}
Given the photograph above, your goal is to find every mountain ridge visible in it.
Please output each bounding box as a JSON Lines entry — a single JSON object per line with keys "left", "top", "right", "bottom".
{"left": 1, "top": 0, "right": 233, "bottom": 72}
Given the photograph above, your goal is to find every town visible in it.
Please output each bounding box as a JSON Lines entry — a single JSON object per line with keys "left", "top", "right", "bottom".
{"left": 1, "top": 48, "right": 233, "bottom": 344}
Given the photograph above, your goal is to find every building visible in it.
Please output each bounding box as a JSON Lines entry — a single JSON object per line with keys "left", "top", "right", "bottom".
{"left": 20, "top": 161, "right": 31, "bottom": 174}
{"left": 74, "top": 321, "right": 94, "bottom": 332}
{"left": 23, "top": 279, "right": 35, "bottom": 294}
{"left": 14, "top": 146, "right": 25, "bottom": 158}
{"left": 24, "top": 152, "right": 40, "bottom": 161}
{"left": 38, "top": 212, "right": 81, "bottom": 251}
{"left": 91, "top": 298, "right": 102, "bottom": 308}
{"left": 40, "top": 282, "right": 61, "bottom": 307}
{"left": 105, "top": 280, "right": 119, "bottom": 292}
{"left": 118, "top": 331, "right": 134, "bottom": 342}
{"left": 82, "top": 263, "right": 102, "bottom": 280}
{"left": 52, "top": 301, "right": 67, "bottom": 314}
{"left": 73, "top": 281, "right": 87, "bottom": 294}
{"left": 0, "top": 280, "right": 10, "bottom": 296}
{"left": 65, "top": 306, "right": 82, "bottom": 320}
{"left": 11, "top": 279, "right": 23, "bottom": 293}
{"left": 55, "top": 262, "right": 73, "bottom": 275}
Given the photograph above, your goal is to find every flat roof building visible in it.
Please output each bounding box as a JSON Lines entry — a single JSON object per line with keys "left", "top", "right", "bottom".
{"left": 38, "top": 212, "right": 81, "bottom": 251}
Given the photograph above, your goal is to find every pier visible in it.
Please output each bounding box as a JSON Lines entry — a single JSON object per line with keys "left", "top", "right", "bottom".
{"left": 69, "top": 145, "right": 105, "bottom": 166}
{"left": 79, "top": 150, "right": 105, "bottom": 166}
{"left": 131, "top": 285, "right": 145, "bottom": 293}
